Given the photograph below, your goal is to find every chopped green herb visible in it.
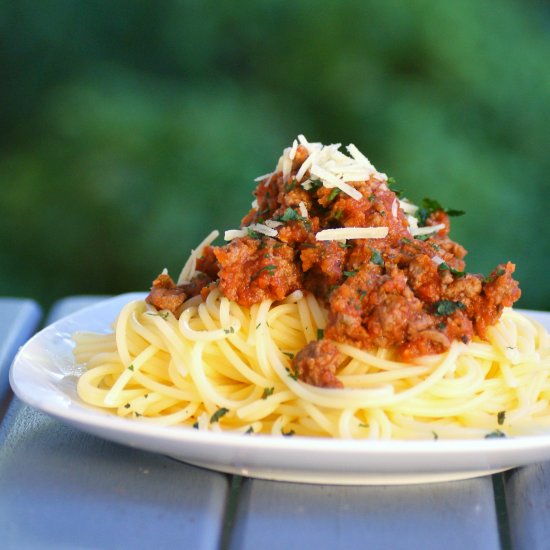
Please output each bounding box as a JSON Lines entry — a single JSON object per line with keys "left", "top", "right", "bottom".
{"left": 485, "top": 429, "right": 506, "bottom": 439}
{"left": 437, "top": 321, "right": 447, "bottom": 330}
{"left": 254, "top": 264, "right": 277, "bottom": 278}
{"left": 128, "top": 364, "right": 135, "bottom": 372}
{"left": 283, "top": 351, "right": 295, "bottom": 360}
{"left": 432, "top": 300, "right": 466, "bottom": 316}
{"left": 245, "top": 426, "right": 254, "bottom": 434}
{"left": 368, "top": 194, "right": 376, "bottom": 202}
{"left": 370, "top": 249, "right": 384, "bottom": 266}
{"left": 281, "top": 429, "right": 295, "bottom": 436}
{"left": 333, "top": 209, "right": 343, "bottom": 220}
{"left": 338, "top": 242, "right": 351, "bottom": 249}
{"left": 285, "top": 179, "right": 297, "bottom": 192}
{"left": 286, "top": 367, "right": 299, "bottom": 381}
{"left": 317, "top": 328, "right": 324, "bottom": 340}
{"left": 223, "top": 326, "right": 235, "bottom": 334}
{"left": 308, "top": 178, "right": 324, "bottom": 191}
{"left": 210, "top": 407, "right": 229, "bottom": 424}
{"left": 192, "top": 421, "right": 199, "bottom": 429}
{"left": 256, "top": 322, "right": 262, "bottom": 329}
{"left": 327, "top": 188, "right": 340, "bottom": 202}
{"left": 246, "top": 227, "right": 261, "bottom": 239}
{"left": 387, "top": 177, "right": 403, "bottom": 197}
{"left": 124, "top": 403, "right": 131, "bottom": 409}
{"left": 278, "top": 207, "right": 301, "bottom": 222}
{"left": 359, "top": 423, "right": 369, "bottom": 428}
{"left": 432, "top": 431, "right": 439, "bottom": 440}
{"left": 262, "top": 387, "right": 274, "bottom": 399}
{"left": 400, "top": 237, "right": 413, "bottom": 245}
{"left": 343, "top": 269, "right": 358, "bottom": 278}
{"left": 415, "top": 198, "right": 465, "bottom": 226}
{"left": 484, "top": 267, "right": 506, "bottom": 283}
{"left": 414, "top": 234, "right": 430, "bottom": 241}
{"left": 438, "top": 262, "right": 466, "bottom": 278}
{"left": 497, "top": 411, "right": 506, "bottom": 425}
{"left": 358, "top": 290, "right": 367, "bottom": 299}
{"left": 146, "top": 311, "right": 169, "bottom": 319}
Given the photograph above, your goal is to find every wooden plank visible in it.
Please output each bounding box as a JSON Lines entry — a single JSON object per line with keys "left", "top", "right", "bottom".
{"left": 0, "top": 296, "right": 229, "bottom": 549}
{"left": 504, "top": 464, "right": 550, "bottom": 550}
{"left": 0, "top": 298, "right": 41, "bottom": 402}
{"left": 229, "top": 477, "right": 501, "bottom": 550}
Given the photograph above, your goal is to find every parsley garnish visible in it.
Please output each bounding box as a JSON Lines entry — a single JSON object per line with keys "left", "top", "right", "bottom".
{"left": 128, "top": 364, "right": 135, "bottom": 371}
{"left": 432, "top": 300, "right": 466, "bottom": 316}
{"left": 343, "top": 269, "right": 358, "bottom": 278}
{"left": 146, "top": 311, "right": 169, "bottom": 319}
{"left": 370, "top": 249, "right": 384, "bottom": 266}
{"left": 124, "top": 403, "right": 131, "bottom": 409}
{"left": 432, "top": 431, "right": 439, "bottom": 440}
{"left": 223, "top": 326, "right": 235, "bottom": 334}
{"left": 438, "top": 262, "right": 466, "bottom": 278}
{"left": 317, "top": 328, "right": 324, "bottom": 340}
{"left": 386, "top": 176, "right": 403, "bottom": 197}
{"left": 497, "top": 411, "right": 506, "bottom": 425}
{"left": 282, "top": 351, "right": 295, "bottom": 360}
{"left": 282, "top": 429, "right": 295, "bottom": 436}
{"left": 327, "top": 188, "right": 340, "bottom": 202}
{"left": 254, "top": 264, "right": 277, "bottom": 278}
{"left": 210, "top": 408, "right": 229, "bottom": 424}
{"left": 262, "top": 387, "right": 274, "bottom": 399}
{"left": 192, "top": 421, "right": 199, "bottom": 429}
{"left": 333, "top": 209, "right": 343, "bottom": 220}
{"left": 338, "top": 242, "right": 351, "bottom": 249}
{"left": 285, "top": 179, "right": 297, "bottom": 192}
{"left": 286, "top": 367, "right": 299, "bottom": 381}
{"left": 245, "top": 426, "right": 254, "bottom": 434}
{"left": 415, "top": 198, "right": 465, "bottom": 226}
{"left": 308, "top": 178, "right": 324, "bottom": 191}
{"left": 485, "top": 429, "right": 506, "bottom": 439}
{"left": 280, "top": 207, "right": 300, "bottom": 221}
{"left": 246, "top": 227, "right": 261, "bottom": 239}
{"left": 484, "top": 267, "right": 506, "bottom": 283}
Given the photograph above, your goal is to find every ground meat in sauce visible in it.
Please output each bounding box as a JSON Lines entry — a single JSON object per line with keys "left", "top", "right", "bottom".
{"left": 145, "top": 272, "right": 212, "bottom": 317}
{"left": 292, "top": 340, "right": 343, "bottom": 389}
{"left": 147, "top": 143, "right": 521, "bottom": 387}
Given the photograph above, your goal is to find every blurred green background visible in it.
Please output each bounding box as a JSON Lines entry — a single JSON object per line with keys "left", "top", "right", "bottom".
{"left": 1, "top": 0, "right": 549, "bottom": 311}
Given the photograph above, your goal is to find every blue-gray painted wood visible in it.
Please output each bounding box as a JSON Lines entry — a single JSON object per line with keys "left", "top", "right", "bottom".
{"left": 0, "top": 298, "right": 41, "bottom": 400}
{"left": 0, "top": 296, "right": 229, "bottom": 550}
{"left": 230, "top": 477, "right": 501, "bottom": 550}
{"left": 504, "top": 463, "right": 550, "bottom": 550}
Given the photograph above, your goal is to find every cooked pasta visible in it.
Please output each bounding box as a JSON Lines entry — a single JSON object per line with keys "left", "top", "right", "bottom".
{"left": 75, "top": 289, "right": 550, "bottom": 439}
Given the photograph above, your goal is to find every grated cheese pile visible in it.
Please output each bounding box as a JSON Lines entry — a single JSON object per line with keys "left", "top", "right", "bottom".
{"left": 224, "top": 135, "right": 444, "bottom": 243}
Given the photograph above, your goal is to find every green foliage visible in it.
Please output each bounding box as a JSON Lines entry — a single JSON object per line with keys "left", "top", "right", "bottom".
{"left": 0, "top": 0, "right": 549, "bottom": 310}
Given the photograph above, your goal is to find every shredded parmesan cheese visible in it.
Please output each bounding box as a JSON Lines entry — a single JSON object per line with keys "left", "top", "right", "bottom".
{"left": 178, "top": 230, "right": 220, "bottom": 283}
{"left": 410, "top": 224, "right": 446, "bottom": 237}
{"left": 316, "top": 227, "right": 389, "bottom": 241}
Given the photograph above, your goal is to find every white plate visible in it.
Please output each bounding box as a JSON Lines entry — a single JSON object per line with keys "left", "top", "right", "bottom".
{"left": 9, "top": 293, "right": 550, "bottom": 485}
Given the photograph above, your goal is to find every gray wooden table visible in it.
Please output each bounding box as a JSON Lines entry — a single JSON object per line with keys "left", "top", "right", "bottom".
{"left": 1, "top": 297, "right": 549, "bottom": 550}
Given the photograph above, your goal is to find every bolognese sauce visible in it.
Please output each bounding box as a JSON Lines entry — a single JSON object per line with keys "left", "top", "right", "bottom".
{"left": 146, "top": 137, "right": 520, "bottom": 388}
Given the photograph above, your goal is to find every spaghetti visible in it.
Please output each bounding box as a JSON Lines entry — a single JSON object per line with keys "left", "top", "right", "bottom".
{"left": 75, "top": 288, "right": 550, "bottom": 439}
